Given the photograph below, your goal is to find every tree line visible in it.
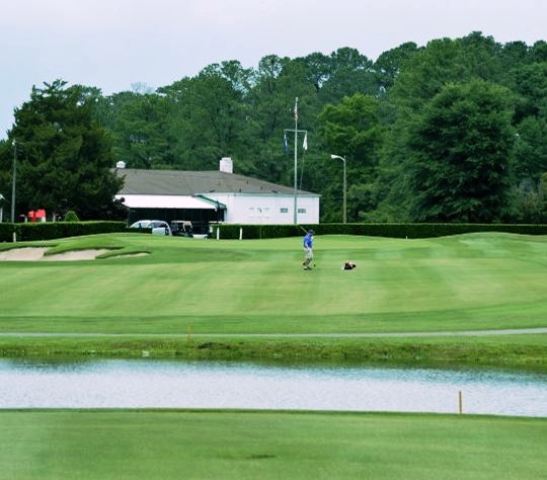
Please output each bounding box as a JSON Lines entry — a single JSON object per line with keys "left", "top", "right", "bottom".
{"left": 1, "top": 32, "right": 546, "bottom": 222}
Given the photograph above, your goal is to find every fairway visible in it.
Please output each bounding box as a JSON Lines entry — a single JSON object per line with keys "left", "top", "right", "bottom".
{"left": 1, "top": 232, "right": 546, "bottom": 335}
{"left": 0, "top": 410, "right": 545, "bottom": 480}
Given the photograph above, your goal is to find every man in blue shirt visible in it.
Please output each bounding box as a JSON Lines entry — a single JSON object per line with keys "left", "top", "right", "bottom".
{"left": 302, "top": 229, "right": 314, "bottom": 270}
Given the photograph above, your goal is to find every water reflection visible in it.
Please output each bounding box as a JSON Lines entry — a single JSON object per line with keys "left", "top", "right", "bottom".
{"left": 0, "top": 359, "right": 545, "bottom": 417}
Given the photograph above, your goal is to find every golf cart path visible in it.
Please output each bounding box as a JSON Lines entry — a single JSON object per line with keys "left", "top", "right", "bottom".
{"left": 0, "top": 327, "right": 546, "bottom": 338}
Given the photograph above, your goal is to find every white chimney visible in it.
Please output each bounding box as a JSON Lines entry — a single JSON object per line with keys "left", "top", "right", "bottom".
{"left": 116, "top": 161, "right": 126, "bottom": 169}
{"left": 219, "top": 157, "right": 233, "bottom": 174}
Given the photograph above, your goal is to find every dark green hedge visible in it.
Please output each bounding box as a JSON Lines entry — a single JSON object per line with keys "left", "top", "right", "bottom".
{"left": 3, "top": 222, "right": 546, "bottom": 243}
{"left": 212, "top": 223, "right": 547, "bottom": 240}
{"left": 0, "top": 221, "right": 128, "bottom": 242}
{"left": 0, "top": 224, "right": 15, "bottom": 242}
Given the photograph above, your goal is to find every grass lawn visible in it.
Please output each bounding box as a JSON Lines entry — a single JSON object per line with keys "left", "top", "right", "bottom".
{"left": 2, "top": 333, "right": 545, "bottom": 371}
{"left": 0, "top": 232, "right": 546, "bottom": 368}
{"left": 0, "top": 410, "right": 545, "bottom": 480}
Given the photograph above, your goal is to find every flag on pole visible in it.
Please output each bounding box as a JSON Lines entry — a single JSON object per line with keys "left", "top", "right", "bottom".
{"left": 283, "top": 131, "right": 289, "bottom": 154}
{"left": 302, "top": 132, "right": 308, "bottom": 151}
{"left": 294, "top": 97, "right": 298, "bottom": 122}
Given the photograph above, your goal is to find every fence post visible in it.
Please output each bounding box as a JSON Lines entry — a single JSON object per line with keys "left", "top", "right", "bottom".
{"left": 239, "top": 227, "right": 243, "bottom": 240}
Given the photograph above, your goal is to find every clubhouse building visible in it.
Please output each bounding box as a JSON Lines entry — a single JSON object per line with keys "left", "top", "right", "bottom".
{"left": 114, "top": 157, "right": 320, "bottom": 227}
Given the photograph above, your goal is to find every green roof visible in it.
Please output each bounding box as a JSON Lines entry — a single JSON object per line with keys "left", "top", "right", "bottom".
{"left": 116, "top": 169, "right": 318, "bottom": 197}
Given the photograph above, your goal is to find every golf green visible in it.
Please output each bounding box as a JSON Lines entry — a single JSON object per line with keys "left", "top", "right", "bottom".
{"left": 1, "top": 232, "right": 546, "bottom": 334}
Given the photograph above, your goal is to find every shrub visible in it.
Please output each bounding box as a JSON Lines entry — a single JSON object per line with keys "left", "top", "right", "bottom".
{"left": 64, "top": 210, "right": 80, "bottom": 222}
{"left": 0, "top": 223, "right": 15, "bottom": 242}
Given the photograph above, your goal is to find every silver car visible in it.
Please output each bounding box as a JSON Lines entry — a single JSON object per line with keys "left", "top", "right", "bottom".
{"left": 129, "top": 220, "right": 172, "bottom": 236}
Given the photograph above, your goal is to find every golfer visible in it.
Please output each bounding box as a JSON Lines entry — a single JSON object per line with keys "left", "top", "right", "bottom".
{"left": 302, "top": 229, "right": 314, "bottom": 270}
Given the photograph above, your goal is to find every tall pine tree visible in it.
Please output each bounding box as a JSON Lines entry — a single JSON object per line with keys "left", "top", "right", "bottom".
{"left": 0, "top": 80, "right": 122, "bottom": 220}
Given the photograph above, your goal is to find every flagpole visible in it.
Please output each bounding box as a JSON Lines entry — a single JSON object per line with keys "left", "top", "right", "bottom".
{"left": 293, "top": 97, "right": 298, "bottom": 225}
{"left": 283, "top": 100, "right": 307, "bottom": 225}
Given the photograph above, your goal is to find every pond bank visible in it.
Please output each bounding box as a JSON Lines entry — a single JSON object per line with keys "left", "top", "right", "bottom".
{"left": 1, "top": 335, "right": 545, "bottom": 373}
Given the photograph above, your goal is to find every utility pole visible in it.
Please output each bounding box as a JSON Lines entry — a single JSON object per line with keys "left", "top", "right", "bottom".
{"left": 293, "top": 97, "right": 298, "bottom": 224}
{"left": 11, "top": 140, "right": 17, "bottom": 223}
{"left": 330, "top": 154, "right": 348, "bottom": 224}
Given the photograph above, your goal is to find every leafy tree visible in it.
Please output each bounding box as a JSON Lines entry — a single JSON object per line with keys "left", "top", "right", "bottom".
{"left": 317, "top": 94, "right": 385, "bottom": 221}
{"left": 390, "top": 33, "right": 504, "bottom": 112}
{"left": 244, "top": 56, "right": 318, "bottom": 184}
{"left": 0, "top": 80, "right": 122, "bottom": 220}
{"left": 246, "top": 55, "right": 292, "bottom": 143}
{"left": 369, "top": 122, "right": 415, "bottom": 222}
{"left": 0, "top": 140, "right": 12, "bottom": 217}
{"left": 159, "top": 62, "right": 253, "bottom": 172}
{"left": 3, "top": 35, "right": 545, "bottom": 224}
{"left": 318, "top": 48, "right": 378, "bottom": 103}
{"left": 513, "top": 116, "right": 547, "bottom": 183}
{"left": 509, "top": 171, "right": 547, "bottom": 223}
{"left": 510, "top": 62, "right": 547, "bottom": 121}
{"left": 506, "top": 61, "right": 547, "bottom": 220}
{"left": 374, "top": 33, "right": 514, "bottom": 222}
{"left": 98, "top": 91, "right": 174, "bottom": 169}
{"left": 531, "top": 41, "right": 547, "bottom": 63}
{"left": 407, "top": 80, "right": 515, "bottom": 222}
{"left": 201, "top": 60, "right": 254, "bottom": 95}
{"left": 499, "top": 41, "right": 530, "bottom": 74}
{"left": 301, "top": 52, "right": 333, "bottom": 92}
{"left": 374, "top": 42, "right": 419, "bottom": 91}
{"left": 542, "top": 173, "right": 547, "bottom": 219}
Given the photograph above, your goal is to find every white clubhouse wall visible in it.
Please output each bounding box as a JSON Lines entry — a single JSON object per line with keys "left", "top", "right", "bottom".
{"left": 208, "top": 193, "right": 319, "bottom": 224}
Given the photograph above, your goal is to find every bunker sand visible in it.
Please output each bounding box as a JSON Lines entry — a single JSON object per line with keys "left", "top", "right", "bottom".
{"left": 0, "top": 247, "right": 109, "bottom": 261}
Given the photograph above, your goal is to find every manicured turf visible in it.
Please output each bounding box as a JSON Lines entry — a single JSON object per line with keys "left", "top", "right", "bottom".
{"left": 1, "top": 235, "right": 545, "bottom": 478}
{"left": 1, "top": 232, "right": 546, "bottom": 368}
{"left": 0, "top": 410, "right": 545, "bottom": 480}
{"left": 1, "top": 232, "right": 546, "bottom": 333}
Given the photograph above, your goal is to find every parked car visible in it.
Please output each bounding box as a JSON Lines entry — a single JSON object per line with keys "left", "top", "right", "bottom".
{"left": 170, "top": 220, "right": 193, "bottom": 237}
{"left": 129, "top": 220, "right": 172, "bottom": 236}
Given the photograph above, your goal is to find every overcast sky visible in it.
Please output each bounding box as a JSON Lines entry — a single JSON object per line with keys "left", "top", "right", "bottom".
{"left": 1, "top": 0, "right": 546, "bottom": 138}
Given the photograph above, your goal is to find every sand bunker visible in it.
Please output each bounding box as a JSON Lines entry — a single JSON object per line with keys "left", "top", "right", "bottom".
{"left": 0, "top": 247, "right": 109, "bottom": 261}
{"left": 0, "top": 248, "right": 49, "bottom": 261}
{"left": 43, "top": 249, "right": 110, "bottom": 261}
{"left": 109, "top": 252, "right": 149, "bottom": 259}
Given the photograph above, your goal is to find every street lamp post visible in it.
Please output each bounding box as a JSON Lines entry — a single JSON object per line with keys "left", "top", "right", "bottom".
{"left": 330, "top": 154, "right": 347, "bottom": 224}
{"left": 0, "top": 193, "right": 5, "bottom": 223}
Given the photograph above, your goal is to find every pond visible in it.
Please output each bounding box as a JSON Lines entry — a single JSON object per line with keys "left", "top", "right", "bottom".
{"left": 1, "top": 359, "right": 546, "bottom": 417}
